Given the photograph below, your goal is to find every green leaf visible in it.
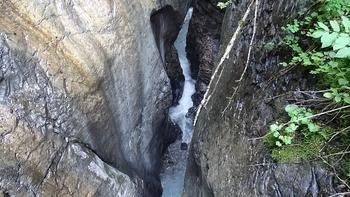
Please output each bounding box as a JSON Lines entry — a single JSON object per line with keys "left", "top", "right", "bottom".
{"left": 308, "top": 123, "right": 320, "bottom": 133}
{"left": 273, "top": 131, "right": 280, "bottom": 137}
{"left": 291, "top": 116, "right": 299, "bottom": 123}
{"left": 330, "top": 20, "right": 340, "bottom": 32}
{"left": 331, "top": 88, "right": 338, "bottom": 94}
{"left": 328, "top": 61, "right": 338, "bottom": 67}
{"left": 323, "top": 92, "right": 334, "bottom": 99}
{"left": 270, "top": 124, "right": 280, "bottom": 132}
{"left": 321, "top": 32, "right": 337, "bottom": 48}
{"left": 335, "top": 47, "right": 350, "bottom": 58}
{"left": 282, "top": 136, "right": 292, "bottom": 145}
{"left": 285, "top": 123, "right": 298, "bottom": 133}
{"left": 318, "top": 22, "right": 329, "bottom": 31}
{"left": 338, "top": 78, "right": 349, "bottom": 85}
{"left": 280, "top": 62, "right": 288, "bottom": 67}
{"left": 311, "top": 30, "right": 325, "bottom": 38}
{"left": 342, "top": 16, "right": 350, "bottom": 33}
{"left": 304, "top": 112, "right": 313, "bottom": 117}
{"left": 285, "top": 104, "right": 298, "bottom": 113}
{"left": 335, "top": 96, "right": 342, "bottom": 102}
{"left": 333, "top": 35, "right": 350, "bottom": 50}
{"left": 344, "top": 97, "right": 350, "bottom": 104}
{"left": 276, "top": 141, "right": 282, "bottom": 147}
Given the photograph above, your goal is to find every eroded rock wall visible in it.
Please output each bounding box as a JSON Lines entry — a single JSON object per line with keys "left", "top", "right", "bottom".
{"left": 0, "top": 0, "right": 185, "bottom": 196}
{"left": 183, "top": 0, "right": 335, "bottom": 196}
{"left": 186, "top": 0, "right": 223, "bottom": 107}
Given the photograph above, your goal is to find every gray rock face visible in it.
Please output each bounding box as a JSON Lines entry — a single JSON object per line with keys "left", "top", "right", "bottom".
{"left": 0, "top": 0, "right": 185, "bottom": 196}
{"left": 186, "top": 0, "right": 223, "bottom": 110}
{"left": 187, "top": 0, "right": 223, "bottom": 86}
{"left": 183, "top": 0, "right": 335, "bottom": 196}
{"left": 0, "top": 104, "right": 138, "bottom": 196}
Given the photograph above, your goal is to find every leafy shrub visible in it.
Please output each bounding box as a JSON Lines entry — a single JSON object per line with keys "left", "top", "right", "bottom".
{"left": 266, "top": 0, "right": 350, "bottom": 184}
{"left": 268, "top": 105, "right": 325, "bottom": 147}
{"left": 282, "top": 16, "right": 350, "bottom": 105}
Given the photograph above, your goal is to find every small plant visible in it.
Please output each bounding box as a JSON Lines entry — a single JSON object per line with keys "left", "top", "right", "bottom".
{"left": 323, "top": 88, "right": 350, "bottom": 104}
{"left": 269, "top": 105, "right": 322, "bottom": 147}
{"left": 217, "top": 0, "right": 231, "bottom": 9}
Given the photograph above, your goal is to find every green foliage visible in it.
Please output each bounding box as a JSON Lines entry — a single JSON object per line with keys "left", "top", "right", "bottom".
{"left": 282, "top": 18, "right": 350, "bottom": 97}
{"left": 268, "top": 105, "right": 325, "bottom": 147}
{"left": 320, "top": 0, "right": 350, "bottom": 17}
{"left": 323, "top": 88, "right": 350, "bottom": 104}
{"left": 217, "top": 0, "right": 231, "bottom": 9}
{"left": 281, "top": 5, "right": 350, "bottom": 100}
{"left": 266, "top": 0, "right": 350, "bottom": 184}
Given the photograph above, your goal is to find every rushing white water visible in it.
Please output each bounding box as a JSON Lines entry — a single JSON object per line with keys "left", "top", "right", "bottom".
{"left": 169, "top": 7, "right": 195, "bottom": 145}
{"left": 160, "top": 8, "right": 194, "bottom": 197}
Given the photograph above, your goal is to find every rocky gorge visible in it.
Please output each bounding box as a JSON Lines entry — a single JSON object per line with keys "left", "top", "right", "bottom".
{"left": 0, "top": 0, "right": 349, "bottom": 197}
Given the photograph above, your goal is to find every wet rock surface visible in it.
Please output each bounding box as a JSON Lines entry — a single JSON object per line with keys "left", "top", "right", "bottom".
{"left": 160, "top": 140, "right": 189, "bottom": 197}
{"left": 186, "top": 0, "right": 223, "bottom": 107}
{"left": 183, "top": 0, "right": 336, "bottom": 196}
{"left": 150, "top": 5, "right": 185, "bottom": 106}
{"left": 0, "top": 0, "right": 187, "bottom": 196}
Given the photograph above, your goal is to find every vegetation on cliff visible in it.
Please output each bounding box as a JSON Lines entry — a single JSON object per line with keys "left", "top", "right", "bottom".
{"left": 217, "top": 0, "right": 231, "bottom": 9}
{"left": 265, "top": 0, "right": 350, "bottom": 189}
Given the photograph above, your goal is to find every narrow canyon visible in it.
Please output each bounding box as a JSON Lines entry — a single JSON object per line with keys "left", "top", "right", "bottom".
{"left": 0, "top": 0, "right": 349, "bottom": 197}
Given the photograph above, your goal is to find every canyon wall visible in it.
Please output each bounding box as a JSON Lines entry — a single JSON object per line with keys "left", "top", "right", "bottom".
{"left": 0, "top": 0, "right": 186, "bottom": 196}
{"left": 184, "top": 0, "right": 336, "bottom": 196}
{"left": 186, "top": 0, "right": 223, "bottom": 107}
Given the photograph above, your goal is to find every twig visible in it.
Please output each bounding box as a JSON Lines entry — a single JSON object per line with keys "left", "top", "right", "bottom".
{"left": 336, "top": 144, "right": 350, "bottom": 164}
{"left": 194, "top": 0, "right": 256, "bottom": 124}
{"left": 221, "top": 0, "right": 260, "bottom": 116}
{"left": 301, "top": 105, "right": 350, "bottom": 121}
{"left": 248, "top": 136, "right": 266, "bottom": 141}
{"left": 267, "top": 105, "right": 350, "bottom": 129}
{"left": 221, "top": 87, "right": 238, "bottom": 116}
{"left": 297, "top": 89, "right": 332, "bottom": 93}
{"left": 262, "top": 65, "right": 296, "bottom": 89}
{"left": 319, "top": 156, "right": 350, "bottom": 190}
{"left": 236, "top": 0, "right": 259, "bottom": 83}
{"left": 319, "top": 126, "right": 350, "bottom": 152}
{"left": 321, "top": 151, "right": 350, "bottom": 158}
{"left": 329, "top": 192, "right": 350, "bottom": 197}
{"left": 328, "top": 126, "right": 350, "bottom": 142}
{"left": 323, "top": 109, "right": 342, "bottom": 125}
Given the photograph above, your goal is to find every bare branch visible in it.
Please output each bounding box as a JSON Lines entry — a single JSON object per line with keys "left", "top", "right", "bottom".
{"left": 194, "top": 0, "right": 256, "bottom": 125}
